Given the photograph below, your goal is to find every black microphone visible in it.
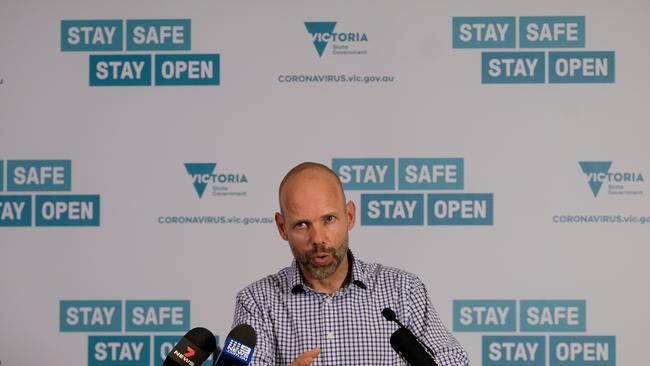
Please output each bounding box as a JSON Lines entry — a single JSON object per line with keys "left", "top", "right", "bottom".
{"left": 214, "top": 323, "right": 257, "bottom": 366}
{"left": 382, "top": 308, "right": 404, "bottom": 327}
{"left": 163, "top": 327, "right": 218, "bottom": 366}
{"left": 382, "top": 307, "right": 438, "bottom": 366}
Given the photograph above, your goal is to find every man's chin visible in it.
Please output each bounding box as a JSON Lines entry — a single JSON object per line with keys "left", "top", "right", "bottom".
{"left": 306, "top": 263, "right": 338, "bottom": 280}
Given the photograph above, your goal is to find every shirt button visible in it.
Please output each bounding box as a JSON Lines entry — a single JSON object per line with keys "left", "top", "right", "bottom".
{"left": 325, "top": 298, "right": 332, "bottom": 305}
{"left": 326, "top": 331, "right": 335, "bottom": 339}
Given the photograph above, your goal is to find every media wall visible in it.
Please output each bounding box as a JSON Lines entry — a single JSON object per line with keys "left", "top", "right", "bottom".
{"left": 1, "top": 1, "right": 648, "bottom": 365}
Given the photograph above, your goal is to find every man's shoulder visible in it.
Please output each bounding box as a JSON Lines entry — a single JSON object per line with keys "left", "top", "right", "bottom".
{"left": 236, "top": 266, "right": 292, "bottom": 301}
{"left": 357, "top": 258, "right": 423, "bottom": 288}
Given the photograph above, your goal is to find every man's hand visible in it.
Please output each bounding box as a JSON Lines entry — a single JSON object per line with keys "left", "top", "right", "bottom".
{"left": 289, "top": 348, "right": 321, "bottom": 366}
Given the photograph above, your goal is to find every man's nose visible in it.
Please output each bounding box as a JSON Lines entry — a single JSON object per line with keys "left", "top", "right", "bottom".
{"left": 310, "top": 223, "right": 327, "bottom": 245}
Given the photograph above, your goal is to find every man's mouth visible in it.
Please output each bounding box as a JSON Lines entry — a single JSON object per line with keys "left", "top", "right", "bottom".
{"left": 311, "top": 253, "right": 332, "bottom": 266}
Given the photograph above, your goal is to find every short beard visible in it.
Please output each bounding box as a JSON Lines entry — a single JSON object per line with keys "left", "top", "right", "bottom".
{"left": 292, "top": 237, "right": 349, "bottom": 280}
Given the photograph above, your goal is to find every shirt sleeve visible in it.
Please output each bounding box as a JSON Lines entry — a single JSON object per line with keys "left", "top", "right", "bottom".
{"left": 406, "top": 276, "right": 471, "bottom": 366}
{"left": 232, "top": 287, "right": 276, "bottom": 366}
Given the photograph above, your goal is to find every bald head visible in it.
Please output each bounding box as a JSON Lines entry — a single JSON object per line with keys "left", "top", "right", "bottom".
{"left": 278, "top": 162, "right": 346, "bottom": 213}
{"left": 275, "top": 162, "right": 356, "bottom": 288}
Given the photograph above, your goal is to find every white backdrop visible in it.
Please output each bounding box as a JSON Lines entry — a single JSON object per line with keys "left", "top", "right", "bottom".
{"left": 1, "top": 0, "right": 649, "bottom": 365}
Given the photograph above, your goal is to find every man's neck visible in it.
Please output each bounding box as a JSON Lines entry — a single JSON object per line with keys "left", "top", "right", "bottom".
{"left": 301, "top": 255, "right": 350, "bottom": 295}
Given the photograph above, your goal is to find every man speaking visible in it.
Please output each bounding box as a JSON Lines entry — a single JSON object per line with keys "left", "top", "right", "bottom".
{"left": 232, "top": 162, "right": 469, "bottom": 365}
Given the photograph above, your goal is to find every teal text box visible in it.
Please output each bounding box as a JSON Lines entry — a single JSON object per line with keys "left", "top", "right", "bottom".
{"left": 483, "top": 335, "right": 546, "bottom": 366}
{"left": 88, "top": 335, "right": 150, "bottom": 366}
{"left": 35, "top": 195, "right": 100, "bottom": 226}
{"left": 125, "top": 300, "right": 190, "bottom": 332}
{"left": 332, "top": 158, "right": 395, "bottom": 190}
{"left": 550, "top": 336, "right": 615, "bottom": 366}
{"left": 549, "top": 51, "right": 615, "bottom": 83}
{"left": 60, "top": 300, "right": 122, "bottom": 332}
{"left": 520, "top": 300, "right": 586, "bottom": 332}
{"left": 398, "top": 158, "right": 464, "bottom": 190}
{"left": 361, "top": 193, "right": 424, "bottom": 225}
{"left": 454, "top": 300, "right": 516, "bottom": 332}
{"left": 0, "top": 195, "right": 32, "bottom": 227}
{"left": 155, "top": 54, "right": 220, "bottom": 86}
{"left": 7, "top": 160, "right": 71, "bottom": 191}
{"left": 428, "top": 193, "right": 493, "bottom": 225}
{"left": 520, "top": 16, "right": 585, "bottom": 48}
{"left": 126, "top": 19, "right": 191, "bottom": 51}
{"left": 453, "top": 17, "right": 516, "bottom": 48}
{"left": 61, "top": 20, "right": 123, "bottom": 51}
{"left": 90, "top": 54, "right": 152, "bottom": 86}
{"left": 482, "top": 52, "right": 545, "bottom": 84}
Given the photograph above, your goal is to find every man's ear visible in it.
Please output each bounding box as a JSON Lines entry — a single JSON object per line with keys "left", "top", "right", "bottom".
{"left": 275, "top": 212, "right": 289, "bottom": 240}
{"left": 345, "top": 200, "right": 356, "bottom": 230}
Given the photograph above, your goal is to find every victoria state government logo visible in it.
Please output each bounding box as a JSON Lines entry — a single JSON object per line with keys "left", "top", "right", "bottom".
{"left": 304, "top": 21, "right": 368, "bottom": 57}
{"left": 184, "top": 163, "right": 248, "bottom": 198}
{"left": 579, "top": 161, "right": 644, "bottom": 197}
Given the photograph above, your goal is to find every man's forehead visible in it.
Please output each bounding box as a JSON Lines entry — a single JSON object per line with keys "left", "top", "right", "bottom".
{"left": 281, "top": 171, "right": 342, "bottom": 201}
{"left": 281, "top": 164, "right": 337, "bottom": 186}
{"left": 285, "top": 166, "right": 333, "bottom": 184}
{"left": 279, "top": 166, "right": 346, "bottom": 212}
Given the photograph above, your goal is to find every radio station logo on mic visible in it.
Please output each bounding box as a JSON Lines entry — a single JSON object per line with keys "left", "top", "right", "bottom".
{"left": 224, "top": 339, "right": 253, "bottom": 363}
{"left": 172, "top": 346, "right": 196, "bottom": 366}
{"left": 215, "top": 324, "right": 256, "bottom": 365}
{"left": 183, "top": 347, "right": 195, "bottom": 358}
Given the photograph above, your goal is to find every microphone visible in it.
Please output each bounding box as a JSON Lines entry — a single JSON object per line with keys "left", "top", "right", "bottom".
{"left": 163, "top": 327, "right": 218, "bottom": 366}
{"left": 382, "top": 307, "right": 437, "bottom": 366}
{"left": 382, "top": 308, "right": 403, "bottom": 327}
{"left": 214, "top": 323, "right": 257, "bottom": 366}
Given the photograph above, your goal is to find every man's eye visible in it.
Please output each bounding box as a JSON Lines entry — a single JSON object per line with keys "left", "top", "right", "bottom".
{"left": 295, "top": 222, "right": 307, "bottom": 229}
{"left": 326, "top": 216, "right": 336, "bottom": 223}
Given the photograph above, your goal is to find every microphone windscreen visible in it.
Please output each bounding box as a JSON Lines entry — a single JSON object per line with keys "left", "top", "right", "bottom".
{"left": 185, "top": 327, "right": 218, "bottom": 354}
{"left": 382, "top": 307, "right": 397, "bottom": 322}
{"left": 215, "top": 324, "right": 257, "bottom": 366}
{"left": 390, "top": 327, "right": 436, "bottom": 366}
{"left": 163, "top": 327, "right": 217, "bottom": 366}
{"left": 227, "top": 323, "right": 257, "bottom": 347}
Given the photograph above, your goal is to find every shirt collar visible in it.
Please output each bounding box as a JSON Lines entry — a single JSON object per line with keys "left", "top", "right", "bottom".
{"left": 289, "top": 250, "right": 368, "bottom": 294}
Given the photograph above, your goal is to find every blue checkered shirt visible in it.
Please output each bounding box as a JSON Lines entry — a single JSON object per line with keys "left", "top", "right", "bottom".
{"left": 232, "top": 252, "right": 470, "bottom": 365}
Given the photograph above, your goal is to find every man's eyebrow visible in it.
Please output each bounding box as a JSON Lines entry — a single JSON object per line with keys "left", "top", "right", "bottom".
{"left": 289, "top": 218, "right": 310, "bottom": 225}
{"left": 321, "top": 212, "right": 338, "bottom": 219}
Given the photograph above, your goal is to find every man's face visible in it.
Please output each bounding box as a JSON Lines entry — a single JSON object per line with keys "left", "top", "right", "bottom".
{"left": 275, "top": 170, "right": 356, "bottom": 280}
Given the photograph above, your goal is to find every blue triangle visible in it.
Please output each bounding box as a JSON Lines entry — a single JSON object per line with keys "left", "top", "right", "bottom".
{"left": 305, "top": 22, "right": 337, "bottom": 57}
{"left": 579, "top": 161, "right": 612, "bottom": 197}
{"left": 185, "top": 163, "right": 217, "bottom": 198}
